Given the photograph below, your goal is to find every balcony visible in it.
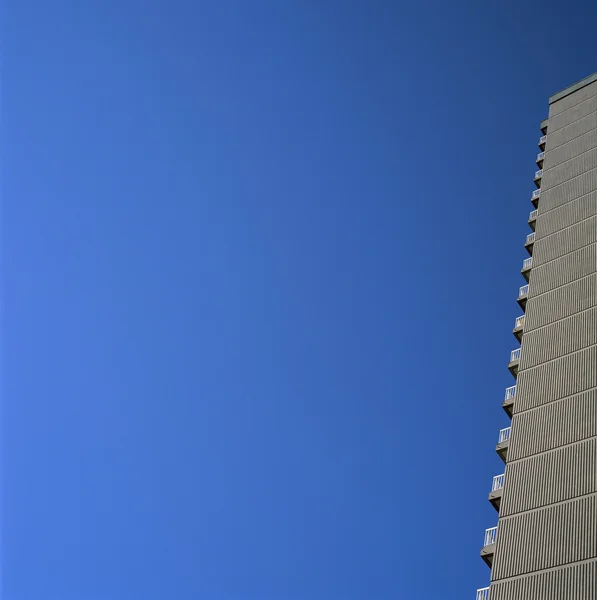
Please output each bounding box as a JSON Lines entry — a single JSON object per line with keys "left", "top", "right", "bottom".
{"left": 499, "top": 427, "right": 511, "bottom": 442}
{"left": 528, "top": 209, "right": 538, "bottom": 230}
{"left": 531, "top": 189, "right": 541, "bottom": 208}
{"left": 536, "top": 152, "right": 545, "bottom": 167}
{"left": 521, "top": 257, "right": 533, "bottom": 281}
{"left": 525, "top": 231, "right": 536, "bottom": 255}
{"left": 505, "top": 385, "right": 517, "bottom": 401}
{"left": 503, "top": 384, "right": 516, "bottom": 416}
{"left": 496, "top": 426, "right": 511, "bottom": 462}
{"left": 484, "top": 526, "right": 498, "bottom": 545}
{"left": 541, "top": 119, "right": 548, "bottom": 135}
{"left": 489, "top": 473, "right": 505, "bottom": 510}
{"left": 476, "top": 588, "right": 490, "bottom": 600}
{"left": 534, "top": 170, "right": 543, "bottom": 188}
{"left": 513, "top": 315, "right": 525, "bottom": 342}
{"left": 508, "top": 347, "right": 521, "bottom": 376}
{"left": 504, "top": 384, "right": 517, "bottom": 403}
{"left": 538, "top": 135, "right": 547, "bottom": 150}
{"left": 492, "top": 473, "right": 505, "bottom": 491}
{"left": 480, "top": 526, "right": 498, "bottom": 566}
{"left": 517, "top": 284, "right": 529, "bottom": 309}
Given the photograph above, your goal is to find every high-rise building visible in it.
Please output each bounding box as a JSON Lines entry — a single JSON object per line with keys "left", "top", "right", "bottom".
{"left": 476, "top": 73, "right": 597, "bottom": 600}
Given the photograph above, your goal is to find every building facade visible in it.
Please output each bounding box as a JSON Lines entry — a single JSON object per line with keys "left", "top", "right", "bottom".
{"left": 477, "top": 73, "right": 597, "bottom": 600}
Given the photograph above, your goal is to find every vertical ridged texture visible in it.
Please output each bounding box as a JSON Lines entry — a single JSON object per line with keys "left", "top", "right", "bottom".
{"left": 532, "top": 215, "right": 596, "bottom": 266}
{"left": 490, "top": 79, "right": 597, "bottom": 597}
{"left": 489, "top": 560, "right": 597, "bottom": 600}
{"left": 514, "top": 346, "right": 597, "bottom": 412}
{"left": 550, "top": 80, "right": 597, "bottom": 115}
{"left": 491, "top": 494, "right": 597, "bottom": 580}
{"left": 540, "top": 169, "right": 597, "bottom": 211}
{"left": 549, "top": 94, "right": 597, "bottom": 131}
{"left": 500, "top": 437, "right": 597, "bottom": 516}
{"left": 524, "top": 275, "right": 596, "bottom": 331}
{"left": 545, "top": 129, "right": 597, "bottom": 167}
{"left": 519, "top": 309, "right": 597, "bottom": 369}
{"left": 547, "top": 111, "right": 597, "bottom": 151}
{"left": 542, "top": 148, "right": 597, "bottom": 190}
{"left": 548, "top": 98, "right": 597, "bottom": 136}
{"left": 509, "top": 389, "right": 597, "bottom": 460}
{"left": 536, "top": 192, "right": 597, "bottom": 238}
{"left": 528, "top": 243, "right": 596, "bottom": 297}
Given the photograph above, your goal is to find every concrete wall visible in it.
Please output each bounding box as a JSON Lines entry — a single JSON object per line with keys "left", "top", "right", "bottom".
{"left": 489, "top": 78, "right": 597, "bottom": 597}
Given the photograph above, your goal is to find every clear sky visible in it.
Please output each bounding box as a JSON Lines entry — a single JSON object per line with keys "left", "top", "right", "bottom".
{"left": 3, "top": 1, "right": 597, "bottom": 599}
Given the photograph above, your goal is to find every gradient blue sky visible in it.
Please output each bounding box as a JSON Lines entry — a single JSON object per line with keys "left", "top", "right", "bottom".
{"left": 3, "top": 1, "right": 597, "bottom": 599}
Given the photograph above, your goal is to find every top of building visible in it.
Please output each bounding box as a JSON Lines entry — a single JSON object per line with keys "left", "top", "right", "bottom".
{"left": 549, "top": 72, "right": 597, "bottom": 105}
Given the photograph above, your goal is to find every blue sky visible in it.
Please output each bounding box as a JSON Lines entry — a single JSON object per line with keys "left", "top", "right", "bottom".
{"left": 2, "top": 1, "right": 597, "bottom": 599}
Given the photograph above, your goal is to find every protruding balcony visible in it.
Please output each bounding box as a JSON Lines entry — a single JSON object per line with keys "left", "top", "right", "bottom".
{"left": 525, "top": 231, "right": 536, "bottom": 255}
{"left": 476, "top": 588, "right": 490, "bottom": 600}
{"left": 538, "top": 135, "right": 547, "bottom": 150}
{"left": 513, "top": 315, "right": 525, "bottom": 342}
{"left": 536, "top": 152, "right": 545, "bottom": 167}
{"left": 531, "top": 189, "right": 541, "bottom": 208}
{"left": 508, "top": 347, "right": 521, "bottom": 376}
{"left": 503, "top": 384, "right": 516, "bottom": 416}
{"left": 534, "top": 169, "right": 543, "bottom": 188}
{"left": 541, "top": 119, "right": 548, "bottom": 135}
{"left": 480, "top": 526, "right": 498, "bottom": 566}
{"left": 517, "top": 284, "right": 529, "bottom": 309}
{"left": 496, "top": 426, "right": 511, "bottom": 462}
{"left": 489, "top": 473, "right": 505, "bottom": 510}
{"left": 528, "top": 209, "right": 538, "bottom": 230}
{"left": 522, "top": 257, "right": 533, "bottom": 281}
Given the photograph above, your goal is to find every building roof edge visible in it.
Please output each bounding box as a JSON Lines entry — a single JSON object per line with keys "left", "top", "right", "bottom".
{"left": 549, "top": 72, "right": 597, "bottom": 105}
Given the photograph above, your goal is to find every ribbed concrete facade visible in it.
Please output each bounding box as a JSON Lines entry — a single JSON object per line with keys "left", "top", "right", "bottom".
{"left": 479, "top": 73, "right": 597, "bottom": 600}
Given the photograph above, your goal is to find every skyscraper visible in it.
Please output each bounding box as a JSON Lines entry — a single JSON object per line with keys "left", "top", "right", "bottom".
{"left": 477, "top": 73, "right": 597, "bottom": 600}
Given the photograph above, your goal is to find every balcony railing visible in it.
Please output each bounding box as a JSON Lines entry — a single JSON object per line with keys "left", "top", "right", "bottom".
{"left": 515, "top": 315, "right": 525, "bottom": 329}
{"left": 535, "top": 169, "right": 543, "bottom": 180}
{"left": 532, "top": 189, "right": 541, "bottom": 200}
{"left": 518, "top": 284, "right": 529, "bottom": 298}
{"left": 523, "top": 257, "right": 533, "bottom": 270}
{"left": 537, "top": 152, "right": 545, "bottom": 162}
{"left": 505, "top": 385, "right": 517, "bottom": 400}
{"left": 539, "top": 135, "right": 547, "bottom": 145}
{"left": 529, "top": 209, "right": 538, "bottom": 220}
{"left": 526, "top": 232, "right": 536, "bottom": 245}
{"left": 498, "top": 427, "right": 511, "bottom": 444}
{"left": 492, "top": 473, "right": 505, "bottom": 491}
{"left": 476, "top": 588, "right": 490, "bottom": 600}
{"left": 510, "top": 348, "right": 521, "bottom": 362}
{"left": 484, "top": 526, "right": 498, "bottom": 547}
